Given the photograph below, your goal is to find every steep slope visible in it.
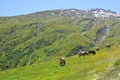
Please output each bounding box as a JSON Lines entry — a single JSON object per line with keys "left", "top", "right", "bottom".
{"left": 0, "top": 8, "right": 120, "bottom": 70}
{"left": 0, "top": 16, "right": 91, "bottom": 70}
{"left": 1, "top": 44, "right": 120, "bottom": 80}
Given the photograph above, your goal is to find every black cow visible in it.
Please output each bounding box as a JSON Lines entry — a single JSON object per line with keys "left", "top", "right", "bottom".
{"left": 105, "top": 44, "right": 111, "bottom": 48}
{"left": 78, "top": 51, "right": 89, "bottom": 57}
{"left": 88, "top": 50, "right": 96, "bottom": 55}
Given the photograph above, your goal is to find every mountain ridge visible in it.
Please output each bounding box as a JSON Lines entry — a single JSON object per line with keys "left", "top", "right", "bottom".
{"left": 1, "top": 8, "right": 120, "bottom": 18}
{"left": 24, "top": 8, "right": 120, "bottom": 19}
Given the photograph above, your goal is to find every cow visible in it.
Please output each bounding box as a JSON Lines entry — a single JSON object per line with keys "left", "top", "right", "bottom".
{"left": 105, "top": 44, "right": 111, "bottom": 48}
{"left": 78, "top": 51, "right": 89, "bottom": 57}
{"left": 95, "top": 47, "right": 100, "bottom": 51}
{"left": 59, "top": 57, "right": 66, "bottom": 66}
{"left": 88, "top": 50, "right": 96, "bottom": 55}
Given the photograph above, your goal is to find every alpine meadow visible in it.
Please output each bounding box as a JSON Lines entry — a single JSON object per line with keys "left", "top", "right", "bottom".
{"left": 0, "top": 8, "right": 120, "bottom": 80}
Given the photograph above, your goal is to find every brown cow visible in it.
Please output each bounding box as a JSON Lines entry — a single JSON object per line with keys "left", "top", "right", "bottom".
{"left": 59, "top": 57, "right": 66, "bottom": 66}
{"left": 95, "top": 47, "right": 100, "bottom": 51}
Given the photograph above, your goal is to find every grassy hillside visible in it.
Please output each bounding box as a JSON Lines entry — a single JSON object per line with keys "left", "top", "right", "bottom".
{"left": 0, "top": 12, "right": 120, "bottom": 70}
{"left": 1, "top": 44, "right": 120, "bottom": 80}
{"left": 0, "top": 9, "right": 120, "bottom": 80}
{"left": 0, "top": 16, "right": 93, "bottom": 70}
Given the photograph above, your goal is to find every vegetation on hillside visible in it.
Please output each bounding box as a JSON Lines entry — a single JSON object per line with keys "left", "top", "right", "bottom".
{"left": 0, "top": 9, "right": 120, "bottom": 80}
{"left": 1, "top": 44, "right": 120, "bottom": 80}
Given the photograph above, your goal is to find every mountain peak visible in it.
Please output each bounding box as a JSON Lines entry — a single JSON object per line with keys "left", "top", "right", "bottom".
{"left": 90, "top": 8, "right": 116, "bottom": 13}
{"left": 89, "top": 8, "right": 120, "bottom": 18}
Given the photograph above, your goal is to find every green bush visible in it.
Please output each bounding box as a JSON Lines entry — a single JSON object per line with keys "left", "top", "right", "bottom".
{"left": 114, "top": 59, "right": 120, "bottom": 67}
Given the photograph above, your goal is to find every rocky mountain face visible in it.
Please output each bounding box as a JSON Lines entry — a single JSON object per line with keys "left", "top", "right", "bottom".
{"left": 0, "top": 8, "right": 120, "bottom": 70}
{"left": 30, "top": 8, "right": 120, "bottom": 19}
{"left": 90, "top": 8, "right": 120, "bottom": 18}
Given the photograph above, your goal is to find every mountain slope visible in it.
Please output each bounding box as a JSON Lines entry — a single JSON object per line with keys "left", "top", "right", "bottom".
{"left": 1, "top": 44, "right": 120, "bottom": 80}
{"left": 0, "top": 8, "right": 120, "bottom": 71}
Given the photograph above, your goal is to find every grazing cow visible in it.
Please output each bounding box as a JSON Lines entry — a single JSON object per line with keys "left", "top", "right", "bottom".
{"left": 96, "top": 47, "right": 100, "bottom": 51}
{"left": 59, "top": 57, "right": 66, "bottom": 66}
{"left": 88, "top": 50, "right": 96, "bottom": 55}
{"left": 105, "top": 44, "right": 111, "bottom": 48}
{"left": 78, "top": 51, "right": 89, "bottom": 57}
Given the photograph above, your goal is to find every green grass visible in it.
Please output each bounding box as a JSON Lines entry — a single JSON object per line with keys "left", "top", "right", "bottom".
{"left": 1, "top": 46, "right": 120, "bottom": 80}
{"left": 1, "top": 9, "right": 120, "bottom": 80}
